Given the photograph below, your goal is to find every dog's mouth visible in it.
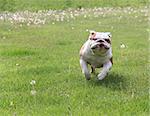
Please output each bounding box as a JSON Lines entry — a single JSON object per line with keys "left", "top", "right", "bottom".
{"left": 91, "top": 44, "right": 109, "bottom": 50}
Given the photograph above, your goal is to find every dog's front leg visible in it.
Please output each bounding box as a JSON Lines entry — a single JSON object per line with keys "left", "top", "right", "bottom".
{"left": 98, "top": 61, "right": 112, "bottom": 80}
{"left": 80, "top": 58, "right": 90, "bottom": 80}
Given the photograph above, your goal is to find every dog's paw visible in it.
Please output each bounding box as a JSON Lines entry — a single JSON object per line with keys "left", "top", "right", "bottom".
{"left": 84, "top": 73, "right": 91, "bottom": 80}
{"left": 97, "top": 73, "right": 106, "bottom": 80}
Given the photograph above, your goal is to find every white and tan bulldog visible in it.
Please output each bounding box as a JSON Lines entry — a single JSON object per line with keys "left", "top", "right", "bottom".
{"left": 80, "top": 31, "right": 113, "bottom": 80}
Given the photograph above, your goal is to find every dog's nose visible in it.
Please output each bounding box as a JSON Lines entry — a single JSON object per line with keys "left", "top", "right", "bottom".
{"left": 97, "top": 40, "right": 104, "bottom": 43}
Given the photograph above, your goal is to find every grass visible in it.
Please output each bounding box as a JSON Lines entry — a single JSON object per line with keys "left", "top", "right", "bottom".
{"left": 0, "top": 5, "right": 149, "bottom": 116}
{"left": 0, "top": 0, "right": 149, "bottom": 11}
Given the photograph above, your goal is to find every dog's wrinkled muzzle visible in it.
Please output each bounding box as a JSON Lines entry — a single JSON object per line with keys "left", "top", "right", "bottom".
{"left": 91, "top": 43, "right": 109, "bottom": 50}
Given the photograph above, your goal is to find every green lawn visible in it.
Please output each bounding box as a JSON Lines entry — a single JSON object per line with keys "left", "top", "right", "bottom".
{"left": 0, "top": 6, "right": 149, "bottom": 116}
{"left": 0, "top": 0, "right": 149, "bottom": 11}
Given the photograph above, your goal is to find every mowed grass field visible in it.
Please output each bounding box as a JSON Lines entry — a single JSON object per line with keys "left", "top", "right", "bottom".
{"left": 0, "top": 3, "right": 149, "bottom": 116}
{"left": 0, "top": 0, "right": 148, "bottom": 11}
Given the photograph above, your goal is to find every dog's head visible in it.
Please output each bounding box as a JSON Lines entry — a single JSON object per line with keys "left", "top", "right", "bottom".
{"left": 89, "top": 31, "right": 112, "bottom": 54}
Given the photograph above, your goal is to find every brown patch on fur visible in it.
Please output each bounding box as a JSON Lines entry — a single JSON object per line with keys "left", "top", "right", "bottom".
{"left": 92, "top": 33, "right": 96, "bottom": 38}
{"left": 89, "top": 33, "right": 96, "bottom": 40}
{"left": 79, "top": 45, "right": 85, "bottom": 56}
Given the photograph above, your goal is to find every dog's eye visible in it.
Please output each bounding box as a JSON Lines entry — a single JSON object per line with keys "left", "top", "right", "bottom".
{"left": 104, "top": 39, "right": 111, "bottom": 43}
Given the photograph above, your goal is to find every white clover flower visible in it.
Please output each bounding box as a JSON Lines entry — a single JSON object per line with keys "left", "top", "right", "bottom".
{"left": 131, "top": 91, "right": 134, "bottom": 98}
{"left": 120, "top": 44, "right": 126, "bottom": 48}
{"left": 70, "top": 14, "right": 74, "bottom": 18}
{"left": 86, "top": 29, "right": 89, "bottom": 32}
{"left": 146, "top": 29, "right": 150, "bottom": 32}
{"left": 16, "top": 63, "right": 19, "bottom": 66}
{"left": 30, "top": 80, "right": 36, "bottom": 85}
{"left": 98, "top": 22, "right": 101, "bottom": 24}
{"left": 27, "top": 23, "right": 30, "bottom": 26}
{"left": 41, "top": 20, "right": 46, "bottom": 25}
{"left": 84, "top": 15, "right": 87, "bottom": 18}
{"left": 0, "top": 16, "right": 4, "bottom": 20}
{"left": 60, "top": 17, "right": 64, "bottom": 22}
{"left": 2, "top": 36, "right": 6, "bottom": 39}
{"left": 31, "top": 90, "right": 37, "bottom": 95}
{"left": 0, "top": 7, "right": 147, "bottom": 26}
{"left": 135, "top": 16, "right": 138, "bottom": 18}
{"left": 20, "top": 24, "right": 23, "bottom": 27}
{"left": 56, "top": 18, "right": 59, "bottom": 21}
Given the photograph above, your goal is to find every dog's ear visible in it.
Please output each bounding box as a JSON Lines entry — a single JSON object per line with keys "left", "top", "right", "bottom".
{"left": 104, "top": 32, "right": 112, "bottom": 44}
{"left": 89, "top": 30, "right": 96, "bottom": 35}
{"left": 106, "top": 32, "right": 112, "bottom": 38}
{"left": 89, "top": 30, "right": 96, "bottom": 40}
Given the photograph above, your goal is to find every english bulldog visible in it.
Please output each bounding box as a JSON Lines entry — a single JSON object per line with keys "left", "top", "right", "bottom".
{"left": 79, "top": 31, "right": 113, "bottom": 80}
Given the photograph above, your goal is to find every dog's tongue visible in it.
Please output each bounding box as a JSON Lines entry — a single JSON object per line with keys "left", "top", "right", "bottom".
{"left": 99, "top": 44, "right": 109, "bottom": 49}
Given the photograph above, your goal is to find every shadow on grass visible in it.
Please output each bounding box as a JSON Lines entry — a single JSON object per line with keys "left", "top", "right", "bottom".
{"left": 89, "top": 72, "right": 127, "bottom": 91}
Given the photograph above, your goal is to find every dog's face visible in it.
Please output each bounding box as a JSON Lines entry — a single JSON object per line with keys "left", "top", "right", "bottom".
{"left": 89, "top": 31, "right": 112, "bottom": 54}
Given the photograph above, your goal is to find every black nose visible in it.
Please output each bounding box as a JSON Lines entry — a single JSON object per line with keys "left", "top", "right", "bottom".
{"left": 97, "top": 40, "right": 104, "bottom": 43}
